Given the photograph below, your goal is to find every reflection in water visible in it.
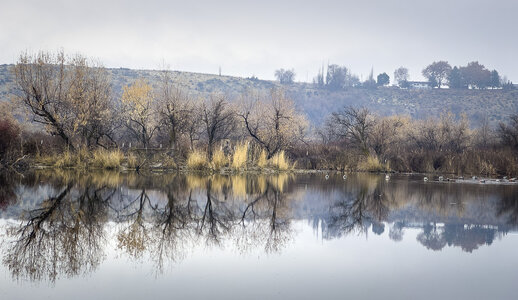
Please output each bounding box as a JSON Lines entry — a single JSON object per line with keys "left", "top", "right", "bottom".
{"left": 1, "top": 171, "right": 518, "bottom": 282}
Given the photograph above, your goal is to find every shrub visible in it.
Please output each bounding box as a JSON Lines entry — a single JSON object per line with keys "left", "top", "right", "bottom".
{"left": 0, "top": 117, "right": 20, "bottom": 163}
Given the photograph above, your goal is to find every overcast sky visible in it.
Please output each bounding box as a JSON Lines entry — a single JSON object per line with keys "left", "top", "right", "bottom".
{"left": 1, "top": 0, "right": 517, "bottom": 82}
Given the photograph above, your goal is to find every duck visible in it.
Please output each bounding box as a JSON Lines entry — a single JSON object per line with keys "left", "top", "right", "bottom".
{"left": 385, "top": 174, "right": 390, "bottom": 181}
{"left": 343, "top": 174, "right": 347, "bottom": 180}
{"left": 438, "top": 176, "right": 444, "bottom": 181}
{"left": 325, "top": 174, "right": 329, "bottom": 180}
{"left": 423, "top": 177, "right": 429, "bottom": 182}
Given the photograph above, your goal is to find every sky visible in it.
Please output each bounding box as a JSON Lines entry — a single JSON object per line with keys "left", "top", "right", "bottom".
{"left": 1, "top": 0, "right": 517, "bottom": 82}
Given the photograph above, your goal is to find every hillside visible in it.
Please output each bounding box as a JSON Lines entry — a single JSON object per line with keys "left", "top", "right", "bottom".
{"left": 1, "top": 64, "right": 517, "bottom": 126}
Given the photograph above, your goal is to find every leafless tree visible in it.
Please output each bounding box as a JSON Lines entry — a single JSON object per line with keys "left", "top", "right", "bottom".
{"left": 13, "top": 51, "right": 76, "bottom": 149}
{"left": 200, "top": 94, "right": 236, "bottom": 160}
{"left": 238, "top": 89, "right": 308, "bottom": 159}
{"left": 13, "top": 51, "right": 116, "bottom": 150}
{"left": 326, "top": 107, "right": 374, "bottom": 155}
{"left": 156, "top": 70, "right": 196, "bottom": 152}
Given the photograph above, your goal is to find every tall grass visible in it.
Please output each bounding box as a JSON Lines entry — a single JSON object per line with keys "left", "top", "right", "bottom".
{"left": 126, "top": 152, "right": 139, "bottom": 169}
{"left": 232, "top": 143, "right": 248, "bottom": 169}
{"left": 269, "top": 150, "right": 292, "bottom": 170}
{"left": 54, "top": 148, "right": 89, "bottom": 169}
{"left": 256, "top": 149, "right": 268, "bottom": 169}
{"left": 358, "top": 155, "right": 390, "bottom": 172}
{"left": 211, "top": 149, "right": 228, "bottom": 170}
{"left": 91, "top": 149, "right": 123, "bottom": 169}
{"left": 187, "top": 149, "right": 209, "bottom": 170}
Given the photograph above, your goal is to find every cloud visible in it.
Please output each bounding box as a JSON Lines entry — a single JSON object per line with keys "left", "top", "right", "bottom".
{"left": 1, "top": 0, "right": 517, "bottom": 81}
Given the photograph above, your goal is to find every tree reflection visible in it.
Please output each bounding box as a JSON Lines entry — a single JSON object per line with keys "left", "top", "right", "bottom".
{"left": 3, "top": 184, "right": 112, "bottom": 282}
{"left": 1, "top": 171, "right": 518, "bottom": 282}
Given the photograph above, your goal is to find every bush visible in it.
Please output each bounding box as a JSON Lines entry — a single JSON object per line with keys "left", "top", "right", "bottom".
{"left": 0, "top": 117, "right": 20, "bottom": 164}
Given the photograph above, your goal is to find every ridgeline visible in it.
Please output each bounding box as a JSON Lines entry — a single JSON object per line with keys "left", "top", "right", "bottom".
{"left": 1, "top": 64, "right": 516, "bottom": 126}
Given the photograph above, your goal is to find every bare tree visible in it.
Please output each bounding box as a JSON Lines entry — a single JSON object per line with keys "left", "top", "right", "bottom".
{"left": 238, "top": 89, "right": 308, "bottom": 159}
{"left": 68, "top": 56, "right": 116, "bottom": 148}
{"left": 201, "top": 94, "right": 236, "bottom": 160}
{"left": 326, "top": 107, "right": 374, "bottom": 155}
{"left": 14, "top": 51, "right": 76, "bottom": 149}
{"left": 156, "top": 70, "right": 195, "bottom": 152}
{"left": 13, "top": 51, "right": 116, "bottom": 150}
{"left": 498, "top": 113, "right": 518, "bottom": 152}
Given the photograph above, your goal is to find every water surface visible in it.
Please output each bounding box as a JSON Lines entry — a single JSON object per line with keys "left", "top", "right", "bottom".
{"left": 1, "top": 171, "right": 517, "bottom": 299}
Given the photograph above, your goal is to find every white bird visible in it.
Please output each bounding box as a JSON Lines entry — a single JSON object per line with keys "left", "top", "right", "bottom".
{"left": 325, "top": 174, "right": 329, "bottom": 180}
{"left": 438, "top": 176, "right": 444, "bottom": 181}
{"left": 423, "top": 177, "right": 428, "bottom": 182}
{"left": 385, "top": 174, "right": 390, "bottom": 180}
{"left": 343, "top": 174, "right": 347, "bottom": 180}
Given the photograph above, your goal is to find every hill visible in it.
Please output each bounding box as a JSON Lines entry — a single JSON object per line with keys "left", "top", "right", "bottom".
{"left": 1, "top": 64, "right": 517, "bottom": 126}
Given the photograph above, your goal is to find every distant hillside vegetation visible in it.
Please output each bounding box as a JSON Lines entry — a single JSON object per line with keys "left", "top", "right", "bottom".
{"left": 1, "top": 64, "right": 516, "bottom": 126}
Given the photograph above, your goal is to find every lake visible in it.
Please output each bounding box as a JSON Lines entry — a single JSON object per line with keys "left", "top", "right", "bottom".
{"left": 1, "top": 171, "right": 517, "bottom": 300}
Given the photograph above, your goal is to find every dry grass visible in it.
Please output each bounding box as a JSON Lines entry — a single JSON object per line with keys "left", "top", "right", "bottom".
{"left": 187, "top": 149, "right": 209, "bottom": 169}
{"left": 256, "top": 149, "right": 268, "bottom": 169}
{"left": 91, "top": 149, "right": 123, "bottom": 169}
{"left": 269, "top": 151, "right": 292, "bottom": 170}
{"left": 358, "top": 155, "right": 390, "bottom": 172}
{"left": 232, "top": 143, "right": 248, "bottom": 169}
{"left": 54, "top": 148, "right": 88, "bottom": 169}
{"left": 211, "top": 149, "right": 228, "bottom": 170}
{"left": 126, "top": 152, "right": 139, "bottom": 168}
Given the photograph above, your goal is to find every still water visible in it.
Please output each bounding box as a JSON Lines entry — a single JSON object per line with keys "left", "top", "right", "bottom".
{"left": 0, "top": 171, "right": 517, "bottom": 300}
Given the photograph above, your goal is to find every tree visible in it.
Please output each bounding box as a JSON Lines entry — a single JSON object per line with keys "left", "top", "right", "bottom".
{"left": 238, "top": 89, "right": 308, "bottom": 159}
{"left": 498, "top": 114, "right": 518, "bottom": 152}
{"left": 274, "top": 69, "right": 295, "bottom": 84}
{"left": 326, "top": 64, "right": 347, "bottom": 90}
{"left": 393, "top": 67, "right": 409, "bottom": 87}
{"left": 422, "top": 61, "right": 452, "bottom": 88}
{"left": 156, "top": 70, "right": 195, "bottom": 152}
{"left": 363, "top": 68, "right": 377, "bottom": 89}
{"left": 459, "top": 61, "right": 491, "bottom": 89}
{"left": 13, "top": 51, "right": 115, "bottom": 150}
{"left": 14, "top": 51, "right": 75, "bottom": 149}
{"left": 490, "top": 70, "right": 501, "bottom": 89}
{"left": 313, "top": 65, "right": 325, "bottom": 87}
{"left": 121, "top": 79, "right": 158, "bottom": 148}
{"left": 67, "top": 56, "right": 116, "bottom": 148}
{"left": 326, "top": 107, "right": 375, "bottom": 155}
{"left": 448, "top": 66, "right": 462, "bottom": 89}
{"left": 201, "top": 94, "right": 236, "bottom": 160}
{"left": 377, "top": 73, "right": 390, "bottom": 86}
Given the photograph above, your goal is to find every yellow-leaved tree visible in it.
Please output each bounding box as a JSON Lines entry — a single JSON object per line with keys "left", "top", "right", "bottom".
{"left": 121, "top": 79, "right": 157, "bottom": 148}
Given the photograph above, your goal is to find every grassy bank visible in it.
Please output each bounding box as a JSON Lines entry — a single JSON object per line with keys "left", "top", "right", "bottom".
{"left": 33, "top": 145, "right": 297, "bottom": 173}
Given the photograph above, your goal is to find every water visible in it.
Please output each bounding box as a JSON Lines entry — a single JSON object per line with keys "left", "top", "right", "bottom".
{"left": 1, "top": 171, "right": 517, "bottom": 299}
